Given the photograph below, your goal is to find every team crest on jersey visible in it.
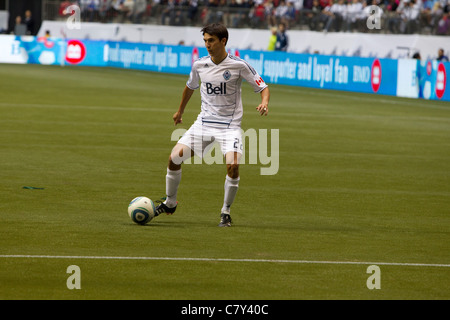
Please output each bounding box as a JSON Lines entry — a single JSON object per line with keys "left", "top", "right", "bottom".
{"left": 223, "top": 70, "right": 231, "bottom": 81}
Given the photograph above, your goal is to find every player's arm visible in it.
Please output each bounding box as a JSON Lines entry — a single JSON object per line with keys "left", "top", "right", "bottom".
{"left": 256, "top": 87, "right": 270, "bottom": 116}
{"left": 173, "top": 85, "right": 195, "bottom": 125}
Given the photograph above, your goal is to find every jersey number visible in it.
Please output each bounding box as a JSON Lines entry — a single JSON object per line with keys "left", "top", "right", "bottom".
{"left": 233, "top": 138, "right": 243, "bottom": 151}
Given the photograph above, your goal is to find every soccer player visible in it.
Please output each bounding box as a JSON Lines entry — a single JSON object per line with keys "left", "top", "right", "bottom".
{"left": 154, "top": 23, "right": 270, "bottom": 227}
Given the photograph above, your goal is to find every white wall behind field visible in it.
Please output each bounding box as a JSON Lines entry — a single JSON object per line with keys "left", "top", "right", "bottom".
{"left": 38, "top": 21, "right": 447, "bottom": 60}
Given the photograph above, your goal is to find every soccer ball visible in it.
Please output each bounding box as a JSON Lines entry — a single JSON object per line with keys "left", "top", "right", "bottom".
{"left": 128, "top": 196, "right": 156, "bottom": 225}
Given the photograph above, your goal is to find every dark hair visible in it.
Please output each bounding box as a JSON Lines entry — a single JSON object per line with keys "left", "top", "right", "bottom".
{"left": 201, "top": 23, "right": 228, "bottom": 45}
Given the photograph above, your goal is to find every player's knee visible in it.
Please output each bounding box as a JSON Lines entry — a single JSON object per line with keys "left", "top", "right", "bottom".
{"left": 168, "top": 150, "right": 182, "bottom": 169}
{"left": 168, "top": 156, "right": 181, "bottom": 171}
{"left": 169, "top": 145, "right": 193, "bottom": 169}
{"left": 227, "top": 163, "right": 239, "bottom": 179}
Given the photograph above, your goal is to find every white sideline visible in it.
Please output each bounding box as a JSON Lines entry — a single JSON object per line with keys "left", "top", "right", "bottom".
{"left": 0, "top": 255, "right": 449, "bottom": 268}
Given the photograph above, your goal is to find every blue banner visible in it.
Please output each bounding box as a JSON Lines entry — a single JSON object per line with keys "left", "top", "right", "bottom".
{"left": 13, "top": 36, "right": 66, "bottom": 65}
{"left": 418, "top": 60, "right": 450, "bottom": 101}
{"left": 103, "top": 41, "right": 207, "bottom": 75}
{"left": 99, "top": 42, "right": 399, "bottom": 97}
{"left": 238, "top": 50, "right": 398, "bottom": 96}
{"left": 2, "top": 35, "right": 449, "bottom": 101}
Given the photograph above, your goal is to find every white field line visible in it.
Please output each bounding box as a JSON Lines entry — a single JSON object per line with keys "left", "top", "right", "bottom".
{"left": 0, "top": 255, "right": 449, "bottom": 268}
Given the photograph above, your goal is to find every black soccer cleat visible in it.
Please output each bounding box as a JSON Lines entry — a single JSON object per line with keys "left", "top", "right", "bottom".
{"left": 154, "top": 200, "right": 177, "bottom": 216}
{"left": 218, "top": 213, "right": 232, "bottom": 227}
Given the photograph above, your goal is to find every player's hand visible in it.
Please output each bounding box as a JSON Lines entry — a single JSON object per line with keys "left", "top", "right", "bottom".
{"left": 173, "top": 111, "right": 183, "bottom": 125}
{"left": 256, "top": 104, "right": 269, "bottom": 116}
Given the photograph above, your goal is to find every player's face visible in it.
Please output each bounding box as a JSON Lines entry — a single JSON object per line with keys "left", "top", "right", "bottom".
{"left": 203, "top": 33, "right": 226, "bottom": 57}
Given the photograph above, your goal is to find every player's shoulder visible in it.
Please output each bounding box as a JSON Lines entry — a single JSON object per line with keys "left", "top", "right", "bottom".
{"left": 192, "top": 56, "right": 210, "bottom": 67}
{"left": 227, "top": 54, "right": 257, "bottom": 75}
{"left": 228, "top": 54, "right": 247, "bottom": 65}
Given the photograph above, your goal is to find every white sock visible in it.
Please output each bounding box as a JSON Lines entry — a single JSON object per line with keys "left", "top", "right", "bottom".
{"left": 165, "top": 168, "right": 181, "bottom": 208}
{"left": 222, "top": 175, "right": 239, "bottom": 214}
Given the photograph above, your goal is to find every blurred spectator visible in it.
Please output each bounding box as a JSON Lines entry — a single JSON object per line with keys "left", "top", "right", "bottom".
{"left": 275, "top": 22, "right": 288, "bottom": 51}
{"left": 98, "top": 0, "right": 115, "bottom": 23}
{"left": 267, "top": 26, "right": 277, "bottom": 50}
{"left": 346, "top": 0, "right": 363, "bottom": 32}
{"left": 303, "top": 0, "right": 314, "bottom": 9}
{"left": 24, "top": 10, "right": 35, "bottom": 35}
{"left": 228, "top": 0, "right": 245, "bottom": 27}
{"left": 319, "top": 0, "right": 333, "bottom": 7}
{"left": 110, "top": 0, "right": 135, "bottom": 22}
{"left": 282, "top": 1, "right": 297, "bottom": 28}
{"left": 249, "top": 1, "right": 266, "bottom": 28}
{"left": 442, "top": 0, "right": 450, "bottom": 12}
{"left": 274, "top": 0, "right": 289, "bottom": 24}
{"left": 385, "top": 0, "right": 399, "bottom": 11}
{"left": 203, "top": 0, "right": 224, "bottom": 25}
{"left": 306, "top": 0, "right": 329, "bottom": 30}
{"left": 161, "top": 0, "right": 176, "bottom": 24}
{"left": 81, "top": 0, "right": 100, "bottom": 22}
{"left": 356, "top": 0, "right": 375, "bottom": 31}
{"left": 111, "top": 0, "right": 124, "bottom": 13}
{"left": 292, "top": 0, "right": 304, "bottom": 11}
{"left": 402, "top": 0, "right": 421, "bottom": 33}
{"left": 123, "top": 0, "right": 136, "bottom": 21}
{"left": 323, "top": 0, "right": 347, "bottom": 32}
{"left": 264, "top": 0, "right": 276, "bottom": 27}
{"left": 216, "top": 0, "right": 228, "bottom": 25}
{"left": 132, "top": 0, "right": 148, "bottom": 23}
{"left": 436, "top": 13, "right": 450, "bottom": 34}
{"left": 388, "top": 0, "right": 421, "bottom": 34}
{"left": 13, "top": 15, "right": 26, "bottom": 35}
{"left": 187, "top": 0, "right": 199, "bottom": 25}
{"left": 437, "top": 48, "right": 449, "bottom": 61}
{"left": 421, "top": 0, "right": 443, "bottom": 31}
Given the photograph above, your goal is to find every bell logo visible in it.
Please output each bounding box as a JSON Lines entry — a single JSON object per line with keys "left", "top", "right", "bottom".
{"left": 436, "top": 63, "right": 446, "bottom": 99}
{"left": 371, "top": 59, "right": 381, "bottom": 93}
{"left": 205, "top": 82, "right": 226, "bottom": 95}
{"left": 65, "top": 40, "right": 86, "bottom": 64}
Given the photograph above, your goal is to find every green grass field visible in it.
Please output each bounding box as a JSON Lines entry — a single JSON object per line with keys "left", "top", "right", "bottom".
{"left": 0, "top": 63, "right": 449, "bottom": 300}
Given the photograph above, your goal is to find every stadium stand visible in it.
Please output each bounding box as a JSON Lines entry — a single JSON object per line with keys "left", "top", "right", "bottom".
{"left": 39, "top": 0, "right": 450, "bottom": 35}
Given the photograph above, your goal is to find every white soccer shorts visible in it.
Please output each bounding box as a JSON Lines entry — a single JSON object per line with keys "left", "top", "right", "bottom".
{"left": 177, "top": 120, "right": 243, "bottom": 158}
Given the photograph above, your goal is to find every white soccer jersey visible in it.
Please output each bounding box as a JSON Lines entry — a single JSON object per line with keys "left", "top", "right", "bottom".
{"left": 186, "top": 54, "right": 268, "bottom": 129}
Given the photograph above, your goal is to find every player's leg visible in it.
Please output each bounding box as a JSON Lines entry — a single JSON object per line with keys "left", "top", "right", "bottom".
{"left": 166, "top": 143, "right": 193, "bottom": 205}
{"left": 222, "top": 150, "right": 240, "bottom": 210}
{"left": 219, "top": 151, "right": 241, "bottom": 227}
{"left": 218, "top": 128, "right": 243, "bottom": 227}
{"left": 156, "top": 143, "right": 193, "bottom": 216}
